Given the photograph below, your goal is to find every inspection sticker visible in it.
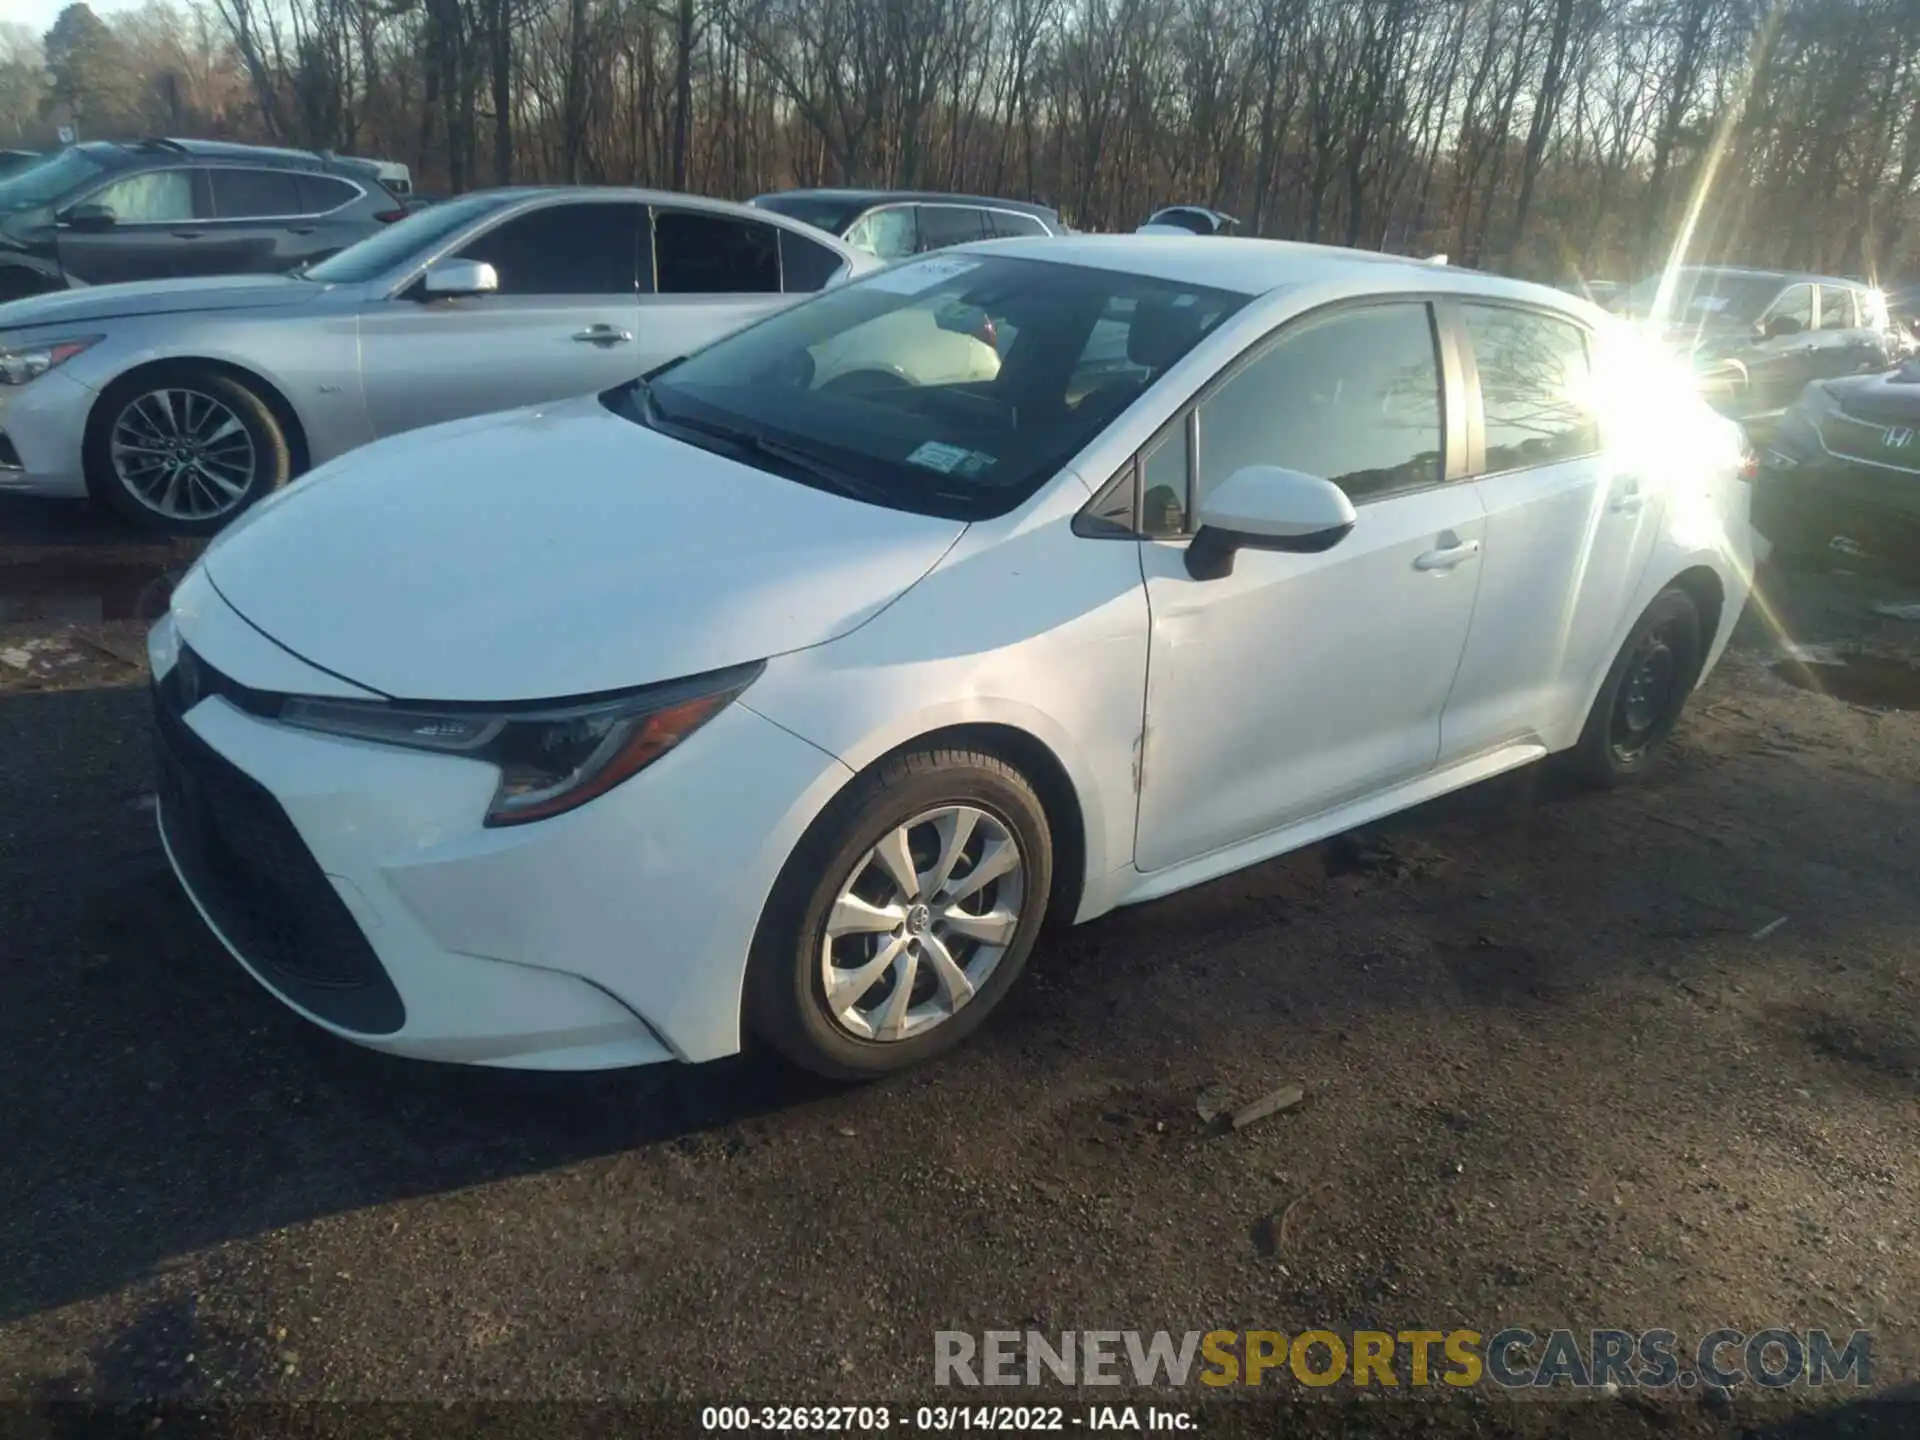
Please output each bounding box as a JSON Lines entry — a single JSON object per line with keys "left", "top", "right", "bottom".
{"left": 862, "top": 255, "right": 981, "bottom": 294}
{"left": 906, "top": 441, "right": 996, "bottom": 475}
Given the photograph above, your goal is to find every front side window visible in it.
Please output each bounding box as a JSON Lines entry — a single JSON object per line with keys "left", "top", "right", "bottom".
{"left": 458, "top": 202, "right": 642, "bottom": 295}
{"left": 1463, "top": 304, "right": 1598, "bottom": 472}
{"left": 1196, "top": 302, "right": 1443, "bottom": 506}
{"left": 0, "top": 147, "right": 104, "bottom": 211}
{"left": 654, "top": 211, "right": 779, "bottom": 294}
{"left": 210, "top": 168, "right": 304, "bottom": 219}
{"left": 304, "top": 193, "right": 509, "bottom": 283}
{"left": 92, "top": 169, "right": 198, "bottom": 224}
{"left": 1817, "top": 285, "right": 1856, "bottom": 331}
{"left": 916, "top": 205, "right": 985, "bottom": 252}
{"left": 845, "top": 207, "right": 916, "bottom": 260}
{"left": 1766, "top": 284, "right": 1814, "bottom": 332}
{"left": 621, "top": 253, "right": 1246, "bottom": 521}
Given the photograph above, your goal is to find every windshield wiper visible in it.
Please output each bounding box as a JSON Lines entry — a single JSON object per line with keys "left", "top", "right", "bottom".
{"left": 645, "top": 399, "right": 893, "bottom": 506}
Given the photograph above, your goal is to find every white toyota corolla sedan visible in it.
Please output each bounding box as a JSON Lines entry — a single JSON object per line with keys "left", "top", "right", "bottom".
{"left": 148, "top": 237, "right": 1752, "bottom": 1078}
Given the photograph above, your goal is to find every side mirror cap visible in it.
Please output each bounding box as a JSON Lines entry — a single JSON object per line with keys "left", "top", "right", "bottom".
{"left": 421, "top": 256, "right": 499, "bottom": 298}
{"left": 1185, "top": 465, "right": 1357, "bottom": 580}
{"left": 59, "top": 202, "right": 116, "bottom": 231}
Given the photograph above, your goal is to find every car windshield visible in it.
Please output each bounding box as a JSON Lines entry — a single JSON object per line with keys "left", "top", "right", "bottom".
{"left": 614, "top": 252, "right": 1248, "bottom": 521}
{"left": 304, "top": 193, "right": 507, "bottom": 283}
{"left": 1617, "top": 269, "right": 1782, "bottom": 324}
{"left": 0, "top": 147, "right": 104, "bottom": 211}
{"left": 750, "top": 193, "right": 867, "bottom": 235}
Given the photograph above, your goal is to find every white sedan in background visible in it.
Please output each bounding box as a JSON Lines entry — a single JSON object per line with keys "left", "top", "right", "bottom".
{"left": 150, "top": 237, "right": 1751, "bottom": 1078}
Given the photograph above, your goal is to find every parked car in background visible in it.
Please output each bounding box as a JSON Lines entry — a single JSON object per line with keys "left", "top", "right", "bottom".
{"left": 337, "top": 156, "right": 412, "bottom": 197}
{"left": 0, "top": 187, "right": 868, "bottom": 533}
{"left": 748, "top": 189, "right": 1063, "bottom": 261}
{"left": 146, "top": 237, "right": 1748, "bottom": 1080}
{"left": 1752, "top": 356, "right": 1920, "bottom": 577}
{"left": 0, "top": 137, "right": 407, "bottom": 302}
{"left": 1614, "top": 266, "right": 1893, "bottom": 419}
{"left": 0, "top": 150, "right": 39, "bottom": 180}
{"left": 1137, "top": 206, "right": 1238, "bottom": 236}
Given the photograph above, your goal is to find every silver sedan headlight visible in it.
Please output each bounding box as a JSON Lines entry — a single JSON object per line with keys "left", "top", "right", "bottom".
{"left": 277, "top": 662, "right": 763, "bottom": 827}
{"left": 0, "top": 335, "right": 102, "bottom": 386}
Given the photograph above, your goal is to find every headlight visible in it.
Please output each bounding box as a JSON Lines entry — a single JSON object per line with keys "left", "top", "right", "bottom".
{"left": 278, "top": 662, "right": 762, "bottom": 826}
{"left": 0, "top": 335, "right": 102, "bottom": 386}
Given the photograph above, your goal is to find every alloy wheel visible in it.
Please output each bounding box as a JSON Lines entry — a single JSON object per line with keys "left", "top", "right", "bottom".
{"left": 820, "top": 805, "right": 1027, "bottom": 1043}
{"left": 110, "top": 388, "right": 259, "bottom": 522}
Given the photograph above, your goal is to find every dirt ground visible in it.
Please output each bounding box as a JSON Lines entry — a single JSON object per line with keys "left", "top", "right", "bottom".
{"left": 1, "top": 494, "right": 1916, "bottom": 1437}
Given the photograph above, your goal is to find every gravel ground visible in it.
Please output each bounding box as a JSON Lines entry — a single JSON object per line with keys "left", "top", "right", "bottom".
{"left": 1, "top": 505, "right": 1916, "bottom": 1437}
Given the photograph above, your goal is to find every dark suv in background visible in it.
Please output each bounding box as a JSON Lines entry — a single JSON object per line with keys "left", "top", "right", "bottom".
{"left": 748, "top": 189, "right": 1061, "bottom": 261}
{"left": 0, "top": 138, "right": 404, "bottom": 302}
{"left": 1613, "top": 266, "right": 1894, "bottom": 419}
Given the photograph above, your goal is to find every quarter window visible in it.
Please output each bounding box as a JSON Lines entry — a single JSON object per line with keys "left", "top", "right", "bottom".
{"left": 1462, "top": 304, "right": 1598, "bottom": 471}
{"left": 1195, "top": 302, "right": 1444, "bottom": 506}
{"left": 298, "top": 174, "right": 362, "bottom": 214}
{"left": 1816, "top": 286, "right": 1856, "bottom": 331}
{"left": 654, "top": 211, "right": 779, "bottom": 293}
{"left": 988, "top": 211, "right": 1049, "bottom": 238}
{"left": 457, "top": 202, "right": 642, "bottom": 295}
{"left": 91, "top": 169, "right": 198, "bottom": 223}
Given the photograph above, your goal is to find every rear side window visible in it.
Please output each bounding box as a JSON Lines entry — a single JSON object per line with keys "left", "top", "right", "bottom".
{"left": 1817, "top": 285, "right": 1856, "bottom": 330}
{"left": 1462, "top": 305, "right": 1598, "bottom": 472}
{"left": 654, "top": 211, "right": 779, "bottom": 293}
{"left": 210, "top": 168, "right": 304, "bottom": 218}
{"left": 457, "top": 202, "right": 642, "bottom": 295}
{"left": 778, "top": 228, "right": 844, "bottom": 293}
{"left": 1196, "top": 301, "right": 1444, "bottom": 505}
{"left": 1767, "top": 283, "right": 1814, "bottom": 330}
{"left": 916, "top": 205, "right": 986, "bottom": 251}
{"left": 987, "top": 211, "right": 1049, "bottom": 238}
{"left": 298, "top": 174, "right": 362, "bottom": 214}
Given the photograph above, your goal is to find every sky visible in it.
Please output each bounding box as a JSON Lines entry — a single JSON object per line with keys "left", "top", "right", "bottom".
{"left": 7, "top": 0, "right": 143, "bottom": 44}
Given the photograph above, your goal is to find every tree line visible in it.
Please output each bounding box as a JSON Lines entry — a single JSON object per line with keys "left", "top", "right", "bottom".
{"left": 3, "top": 0, "right": 1918, "bottom": 285}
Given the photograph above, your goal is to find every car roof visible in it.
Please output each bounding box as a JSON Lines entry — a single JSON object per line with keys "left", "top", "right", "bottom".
{"left": 965, "top": 234, "right": 1584, "bottom": 307}
{"left": 757, "top": 188, "right": 1059, "bottom": 218}
{"left": 79, "top": 137, "right": 364, "bottom": 175}
{"left": 1662, "top": 264, "right": 1869, "bottom": 290}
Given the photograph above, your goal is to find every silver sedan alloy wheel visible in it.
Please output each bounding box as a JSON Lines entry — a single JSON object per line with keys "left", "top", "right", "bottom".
{"left": 110, "top": 388, "right": 258, "bottom": 522}
{"left": 821, "top": 805, "right": 1027, "bottom": 1043}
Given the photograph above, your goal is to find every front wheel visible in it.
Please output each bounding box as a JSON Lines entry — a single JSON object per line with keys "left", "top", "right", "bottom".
{"left": 1568, "top": 587, "right": 1704, "bottom": 786}
{"left": 746, "top": 747, "right": 1053, "bottom": 1079}
{"left": 85, "top": 367, "right": 292, "bottom": 535}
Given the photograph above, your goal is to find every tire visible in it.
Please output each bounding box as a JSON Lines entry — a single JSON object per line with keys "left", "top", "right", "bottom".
{"left": 1568, "top": 587, "right": 1704, "bottom": 787}
{"left": 745, "top": 746, "right": 1054, "bottom": 1080}
{"left": 85, "top": 366, "right": 292, "bottom": 536}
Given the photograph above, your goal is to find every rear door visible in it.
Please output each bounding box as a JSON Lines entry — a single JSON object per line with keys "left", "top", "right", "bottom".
{"left": 358, "top": 199, "right": 646, "bottom": 437}
{"left": 1747, "top": 282, "right": 1818, "bottom": 412}
{"left": 1814, "top": 284, "right": 1881, "bottom": 378}
{"left": 644, "top": 207, "right": 811, "bottom": 362}
{"left": 295, "top": 172, "right": 382, "bottom": 265}
{"left": 1440, "top": 302, "right": 1663, "bottom": 760}
{"left": 202, "top": 166, "right": 313, "bottom": 276}
{"left": 55, "top": 167, "right": 211, "bottom": 285}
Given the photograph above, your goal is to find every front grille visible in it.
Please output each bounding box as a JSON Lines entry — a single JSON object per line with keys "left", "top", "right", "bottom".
{"left": 1821, "top": 412, "right": 1920, "bottom": 471}
{"left": 154, "top": 649, "right": 404, "bottom": 1035}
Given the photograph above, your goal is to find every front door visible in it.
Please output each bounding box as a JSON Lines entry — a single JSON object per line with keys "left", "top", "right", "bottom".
{"left": 1134, "top": 300, "right": 1485, "bottom": 872}
{"left": 1440, "top": 303, "right": 1664, "bottom": 759}
{"left": 56, "top": 167, "right": 211, "bottom": 286}
{"left": 359, "top": 199, "right": 647, "bottom": 438}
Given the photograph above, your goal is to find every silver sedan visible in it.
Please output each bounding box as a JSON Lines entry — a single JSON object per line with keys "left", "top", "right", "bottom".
{"left": 0, "top": 187, "right": 870, "bottom": 533}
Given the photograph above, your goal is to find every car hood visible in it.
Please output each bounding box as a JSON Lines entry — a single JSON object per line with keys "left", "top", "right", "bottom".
{"left": 201, "top": 396, "right": 967, "bottom": 703}
{"left": 0, "top": 274, "right": 323, "bottom": 330}
{"left": 1824, "top": 362, "right": 1920, "bottom": 424}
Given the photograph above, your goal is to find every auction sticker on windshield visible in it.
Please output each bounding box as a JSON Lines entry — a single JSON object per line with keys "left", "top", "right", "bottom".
{"left": 863, "top": 256, "right": 981, "bottom": 294}
{"left": 906, "top": 441, "right": 995, "bottom": 476}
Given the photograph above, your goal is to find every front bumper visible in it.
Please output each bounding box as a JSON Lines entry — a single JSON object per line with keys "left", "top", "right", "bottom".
{"left": 1752, "top": 455, "right": 1920, "bottom": 577}
{"left": 0, "top": 368, "right": 93, "bottom": 499}
{"left": 149, "top": 613, "right": 852, "bottom": 1070}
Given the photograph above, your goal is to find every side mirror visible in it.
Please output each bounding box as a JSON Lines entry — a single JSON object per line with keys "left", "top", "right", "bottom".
{"left": 1761, "top": 313, "right": 1804, "bottom": 339}
{"left": 1185, "top": 465, "right": 1357, "bottom": 580}
{"left": 420, "top": 257, "right": 499, "bottom": 299}
{"left": 60, "top": 203, "right": 116, "bottom": 232}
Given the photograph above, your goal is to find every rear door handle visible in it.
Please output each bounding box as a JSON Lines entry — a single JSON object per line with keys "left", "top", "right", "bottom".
{"left": 171, "top": 230, "right": 204, "bottom": 239}
{"left": 1414, "top": 539, "right": 1481, "bottom": 571}
{"left": 289, "top": 225, "right": 317, "bottom": 235}
{"left": 573, "top": 324, "right": 634, "bottom": 346}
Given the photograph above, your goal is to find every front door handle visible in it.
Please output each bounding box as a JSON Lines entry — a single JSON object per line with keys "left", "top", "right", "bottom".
{"left": 1414, "top": 539, "right": 1481, "bottom": 571}
{"left": 572, "top": 324, "right": 633, "bottom": 346}
{"left": 289, "top": 225, "right": 317, "bottom": 235}
{"left": 171, "top": 230, "right": 204, "bottom": 239}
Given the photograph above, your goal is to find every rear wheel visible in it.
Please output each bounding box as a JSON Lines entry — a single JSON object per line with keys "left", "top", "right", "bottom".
{"left": 746, "top": 746, "right": 1053, "bottom": 1079}
{"left": 86, "top": 366, "right": 291, "bottom": 535}
{"left": 1569, "top": 587, "right": 1704, "bottom": 786}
